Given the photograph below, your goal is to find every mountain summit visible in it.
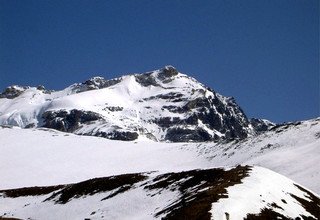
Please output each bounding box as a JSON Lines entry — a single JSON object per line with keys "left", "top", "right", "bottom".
{"left": 0, "top": 66, "right": 273, "bottom": 142}
{"left": 0, "top": 66, "right": 319, "bottom": 220}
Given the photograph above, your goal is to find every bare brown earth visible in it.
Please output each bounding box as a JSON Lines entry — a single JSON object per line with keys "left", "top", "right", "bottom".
{"left": 1, "top": 166, "right": 319, "bottom": 220}
{"left": 143, "top": 165, "right": 250, "bottom": 219}
{"left": 245, "top": 184, "right": 320, "bottom": 220}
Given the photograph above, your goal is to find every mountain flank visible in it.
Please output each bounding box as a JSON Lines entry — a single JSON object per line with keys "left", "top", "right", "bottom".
{"left": 0, "top": 66, "right": 274, "bottom": 142}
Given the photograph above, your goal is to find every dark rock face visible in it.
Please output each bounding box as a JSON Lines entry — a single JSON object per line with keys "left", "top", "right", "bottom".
{"left": 0, "top": 86, "right": 29, "bottom": 99}
{"left": 135, "top": 66, "right": 179, "bottom": 87}
{"left": 36, "top": 85, "right": 53, "bottom": 94}
{"left": 157, "top": 66, "right": 179, "bottom": 81}
{"left": 135, "top": 73, "right": 160, "bottom": 87}
{"left": 42, "top": 109, "right": 102, "bottom": 132}
{"left": 165, "top": 127, "right": 212, "bottom": 142}
{"left": 83, "top": 77, "right": 121, "bottom": 90}
{"left": 95, "top": 130, "right": 139, "bottom": 141}
{"left": 42, "top": 109, "right": 139, "bottom": 141}
{"left": 0, "top": 85, "right": 53, "bottom": 99}
{"left": 24, "top": 123, "right": 36, "bottom": 129}
{"left": 250, "top": 118, "right": 275, "bottom": 133}
{"left": 71, "top": 77, "right": 122, "bottom": 93}
{"left": 144, "top": 92, "right": 185, "bottom": 102}
{"left": 151, "top": 91, "right": 252, "bottom": 141}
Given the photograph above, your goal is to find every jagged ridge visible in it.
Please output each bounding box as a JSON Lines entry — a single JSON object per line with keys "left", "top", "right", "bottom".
{"left": 0, "top": 66, "right": 274, "bottom": 142}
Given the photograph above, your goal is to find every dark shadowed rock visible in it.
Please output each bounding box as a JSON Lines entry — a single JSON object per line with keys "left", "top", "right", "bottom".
{"left": 95, "top": 130, "right": 139, "bottom": 141}
{"left": 0, "top": 86, "right": 29, "bottom": 99}
{"left": 83, "top": 77, "right": 122, "bottom": 90}
{"left": 42, "top": 109, "right": 139, "bottom": 141}
{"left": 157, "top": 66, "right": 178, "bottom": 81}
{"left": 165, "top": 127, "right": 212, "bottom": 142}
{"left": 250, "top": 118, "right": 275, "bottom": 133}
{"left": 135, "top": 73, "right": 160, "bottom": 87}
{"left": 42, "top": 109, "right": 102, "bottom": 132}
{"left": 135, "top": 66, "right": 178, "bottom": 87}
{"left": 71, "top": 76, "right": 122, "bottom": 93}
{"left": 24, "top": 123, "right": 36, "bottom": 129}
{"left": 153, "top": 93, "right": 251, "bottom": 141}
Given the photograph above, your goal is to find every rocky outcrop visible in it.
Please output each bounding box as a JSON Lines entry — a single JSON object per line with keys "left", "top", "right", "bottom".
{"left": 0, "top": 85, "right": 29, "bottom": 99}
{"left": 250, "top": 118, "right": 275, "bottom": 133}
{"left": 42, "top": 109, "right": 102, "bottom": 132}
{"left": 151, "top": 91, "right": 251, "bottom": 141}
{"left": 135, "top": 66, "right": 179, "bottom": 87}
{"left": 165, "top": 127, "right": 213, "bottom": 142}
{"left": 95, "top": 130, "right": 139, "bottom": 141}
{"left": 0, "top": 85, "right": 53, "bottom": 99}
{"left": 42, "top": 109, "right": 139, "bottom": 141}
{"left": 71, "top": 76, "right": 122, "bottom": 93}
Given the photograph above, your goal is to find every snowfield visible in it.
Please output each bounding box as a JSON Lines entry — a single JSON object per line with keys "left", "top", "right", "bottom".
{"left": 1, "top": 118, "right": 319, "bottom": 193}
{"left": 0, "top": 118, "right": 319, "bottom": 219}
{"left": 0, "top": 126, "right": 212, "bottom": 189}
{"left": 0, "top": 67, "right": 319, "bottom": 219}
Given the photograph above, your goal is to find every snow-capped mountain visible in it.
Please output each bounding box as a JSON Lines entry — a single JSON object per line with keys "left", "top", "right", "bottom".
{"left": 0, "top": 66, "right": 272, "bottom": 142}
{"left": 0, "top": 66, "right": 319, "bottom": 219}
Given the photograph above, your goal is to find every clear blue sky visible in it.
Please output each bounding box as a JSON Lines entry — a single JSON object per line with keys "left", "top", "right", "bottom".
{"left": 0, "top": 0, "right": 319, "bottom": 123}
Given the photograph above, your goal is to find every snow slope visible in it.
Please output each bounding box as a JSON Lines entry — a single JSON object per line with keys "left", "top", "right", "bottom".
{"left": 0, "top": 119, "right": 319, "bottom": 219}
{"left": 0, "top": 118, "right": 319, "bottom": 193}
{"left": 0, "top": 166, "right": 319, "bottom": 220}
{"left": 188, "top": 118, "right": 320, "bottom": 193}
{"left": 0, "top": 66, "right": 256, "bottom": 142}
{"left": 0, "top": 126, "right": 211, "bottom": 189}
{"left": 0, "top": 119, "right": 320, "bottom": 193}
{"left": 211, "top": 166, "right": 319, "bottom": 219}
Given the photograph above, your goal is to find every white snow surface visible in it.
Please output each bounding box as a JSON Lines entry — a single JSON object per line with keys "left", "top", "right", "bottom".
{"left": 0, "top": 118, "right": 319, "bottom": 194}
{"left": 0, "top": 181, "right": 179, "bottom": 220}
{"left": 210, "top": 166, "right": 317, "bottom": 219}
{"left": 0, "top": 126, "right": 211, "bottom": 189}
{"left": 191, "top": 118, "right": 320, "bottom": 194}
{"left": 0, "top": 118, "right": 319, "bottom": 219}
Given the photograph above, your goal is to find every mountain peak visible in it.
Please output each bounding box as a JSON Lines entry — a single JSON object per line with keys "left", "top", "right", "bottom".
{"left": 157, "top": 65, "right": 179, "bottom": 80}
{"left": 0, "top": 66, "right": 273, "bottom": 142}
{"left": 0, "top": 85, "right": 30, "bottom": 99}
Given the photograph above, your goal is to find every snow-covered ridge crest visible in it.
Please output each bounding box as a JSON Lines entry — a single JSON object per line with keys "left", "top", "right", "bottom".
{"left": 0, "top": 166, "right": 319, "bottom": 220}
{"left": 0, "top": 66, "right": 270, "bottom": 142}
